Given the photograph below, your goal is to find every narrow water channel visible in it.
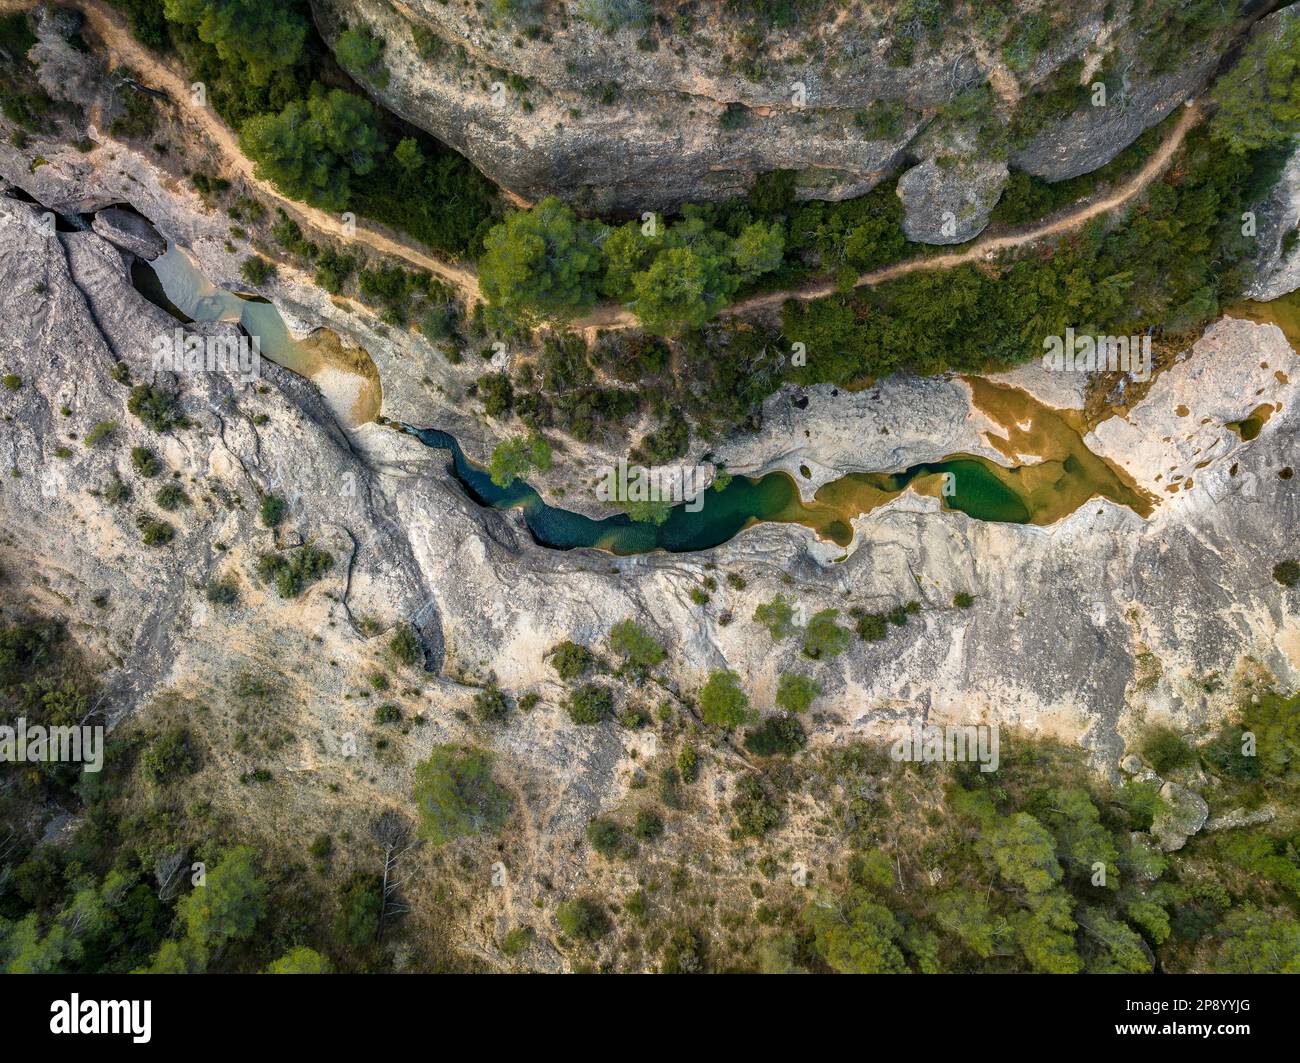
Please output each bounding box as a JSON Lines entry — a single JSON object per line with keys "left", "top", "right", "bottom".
{"left": 133, "top": 243, "right": 1163, "bottom": 556}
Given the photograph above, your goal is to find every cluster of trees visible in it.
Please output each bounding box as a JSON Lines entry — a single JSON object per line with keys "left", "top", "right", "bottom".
{"left": 119, "top": 0, "right": 496, "bottom": 256}
{"left": 476, "top": 175, "right": 916, "bottom": 334}
{"left": 772, "top": 692, "right": 1300, "bottom": 974}
{"left": 781, "top": 124, "right": 1272, "bottom": 386}
{"left": 478, "top": 197, "right": 784, "bottom": 334}
{"left": 1210, "top": 9, "right": 1300, "bottom": 155}
{"left": 0, "top": 612, "right": 466, "bottom": 974}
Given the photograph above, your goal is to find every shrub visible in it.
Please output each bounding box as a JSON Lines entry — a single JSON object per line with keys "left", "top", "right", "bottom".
{"left": 633, "top": 808, "right": 664, "bottom": 841}
{"left": 677, "top": 745, "right": 699, "bottom": 783}
{"left": 953, "top": 592, "right": 976, "bottom": 609}
{"left": 731, "top": 774, "right": 782, "bottom": 838}
{"left": 389, "top": 624, "right": 421, "bottom": 666}
{"left": 374, "top": 702, "right": 401, "bottom": 725}
{"left": 138, "top": 516, "right": 174, "bottom": 546}
{"left": 1140, "top": 725, "right": 1196, "bottom": 775}
{"left": 2, "top": 373, "right": 20, "bottom": 390}
{"left": 205, "top": 577, "right": 239, "bottom": 606}
{"left": 549, "top": 640, "right": 595, "bottom": 679}
{"left": 332, "top": 872, "right": 383, "bottom": 951}
{"left": 103, "top": 475, "right": 131, "bottom": 503}
{"left": 500, "top": 927, "right": 532, "bottom": 956}
{"left": 240, "top": 256, "right": 274, "bottom": 286}
{"left": 473, "top": 685, "right": 509, "bottom": 722}
{"left": 753, "top": 593, "right": 796, "bottom": 638}
{"left": 744, "top": 713, "right": 807, "bottom": 757}
{"left": 256, "top": 546, "right": 333, "bottom": 598}
{"left": 259, "top": 493, "right": 287, "bottom": 527}
{"left": 1273, "top": 560, "right": 1300, "bottom": 588}
{"left": 698, "top": 670, "right": 752, "bottom": 729}
{"left": 587, "top": 817, "right": 636, "bottom": 859}
{"left": 555, "top": 897, "right": 610, "bottom": 941}
{"left": 140, "top": 726, "right": 200, "bottom": 783}
{"left": 130, "top": 447, "right": 160, "bottom": 477}
{"left": 775, "top": 673, "right": 821, "bottom": 714}
{"left": 84, "top": 420, "right": 117, "bottom": 446}
{"left": 802, "top": 609, "right": 850, "bottom": 660}
{"left": 127, "top": 385, "right": 186, "bottom": 432}
{"left": 566, "top": 683, "right": 613, "bottom": 725}
{"left": 155, "top": 483, "right": 189, "bottom": 511}
{"left": 608, "top": 618, "right": 665, "bottom": 674}
{"left": 412, "top": 745, "right": 511, "bottom": 845}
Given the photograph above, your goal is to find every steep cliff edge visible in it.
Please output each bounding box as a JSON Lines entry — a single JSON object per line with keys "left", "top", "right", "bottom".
{"left": 312, "top": 0, "right": 1244, "bottom": 236}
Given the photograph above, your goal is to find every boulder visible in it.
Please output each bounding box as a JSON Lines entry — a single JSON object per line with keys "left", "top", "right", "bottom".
{"left": 896, "top": 157, "right": 1008, "bottom": 245}
{"left": 1152, "top": 782, "right": 1209, "bottom": 851}
{"left": 91, "top": 207, "right": 166, "bottom": 260}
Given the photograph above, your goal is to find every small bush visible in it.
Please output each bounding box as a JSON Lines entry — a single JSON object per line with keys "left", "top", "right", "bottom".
{"left": 128, "top": 443, "right": 157, "bottom": 476}
{"left": 240, "top": 255, "right": 275, "bottom": 286}
{"left": 155, "top": 482, "right": 189, "bottom": 511}
{"left": 555, "top": 897, "right": 610, "bottom": 941}
{"left": 1273, "top": 559, "right": 1300, "bottom": 587}
{"left": 744, "top": 713, "right": 807, "bottom": 757}
{"left": 389, "top": 624, "right": 422, "bottom": 666}
{"left": 1140, "top": 725, "right": 1196, "bottom": 775}
{"left": 473, "top": 685, "right": 509, "bottom": 723}
{"left": 587, "top": 817, "right": 636, "bottom": 859}
{"left": 259, "top": 493, "right": 287, "bottom": 527}
{"left": 127, "top": 385, "right": 186, "bottom": 432}
{"left": 775, "top": 673, "right": 821, "bottom": 714}
{"left": 84, "top": 420, "right": 117, "bottom": 446}
{"left": 566, "top": 683, "right": 613, "bottom": 725}
{"left": 138, "top": 516, "right": 174, "bottom": 546}
{"left": 205, "top": 577, "right": 239, "bottom": 606}
{"left": 549, "top": 639, "right": 595, "bottom": 679}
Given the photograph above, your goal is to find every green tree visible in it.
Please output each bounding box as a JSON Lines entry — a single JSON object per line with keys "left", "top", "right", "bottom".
{"left": 1080, "top": 908, "right": 1152, "bottom": 973}
{"left": 801, "top": 608, "right": 850, "bottom": 660}
{"left": 478, "top": 197, "right": 605, "bottom": 321}
{"left": 267, "top": 946, "right": 330, "bottom": 973}
{"left": 804, "top": 891, "right": 907, "bottom": 973}
{"left": 629, "top": 244, "right": 734, "bottom": 335}
{"left": 163, "top": 0, "right": 307, "bottom": 85}
{"left": 489, "top": 433, "right": 552, "bottom": 487}
{"left": 176, "top": 846, "right": 267, "bottom": 958}
{"left": 332, "top": 873, "right": 383, "bottom": 951}
{"left": 1213, "top": 905, "right": 1300, "bottom": 973}
{"left": 241, "top": 90, "right": 384, "bottom": 211}
{"left": 988, "top": 812, "right": 1063, "bottom": 895}
{"left": 1010, "top": 890, "right": 1082, "bottom": 974}
{"left": 932, "top": 890, "right": 999, "bottom": 959}
{"left": 335, "top": 24, "right": 388, "bottom": 87}
{"left": 412, "top": 745, "right": 511, "bottom": 845}
{"left": 1211, "top": 15, "right": 1300, "bottom": 154}
{"left": 698, "top": 670, "right": 753, "bottom": 729}
{"left": 731, "top": 220, "right": 785, "bottom": 282}
{"left": 776, "top": 673, "right": 821, "bottom": 714}
{"left": 753, "top": 593, "right": 796, "bottom": 639}
{"left": 608, "top": 619, "right": 665, "bottom": 674}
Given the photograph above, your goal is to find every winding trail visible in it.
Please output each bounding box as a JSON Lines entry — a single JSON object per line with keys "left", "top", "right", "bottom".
{"left": 719, "top": 100, "right": 1202, "bottom": 319}
{"left": 3, "top": 0, "right": 482, "bottom": 304}
{"left": 11, "top": 0, "right": 1203, "bottom": 331}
